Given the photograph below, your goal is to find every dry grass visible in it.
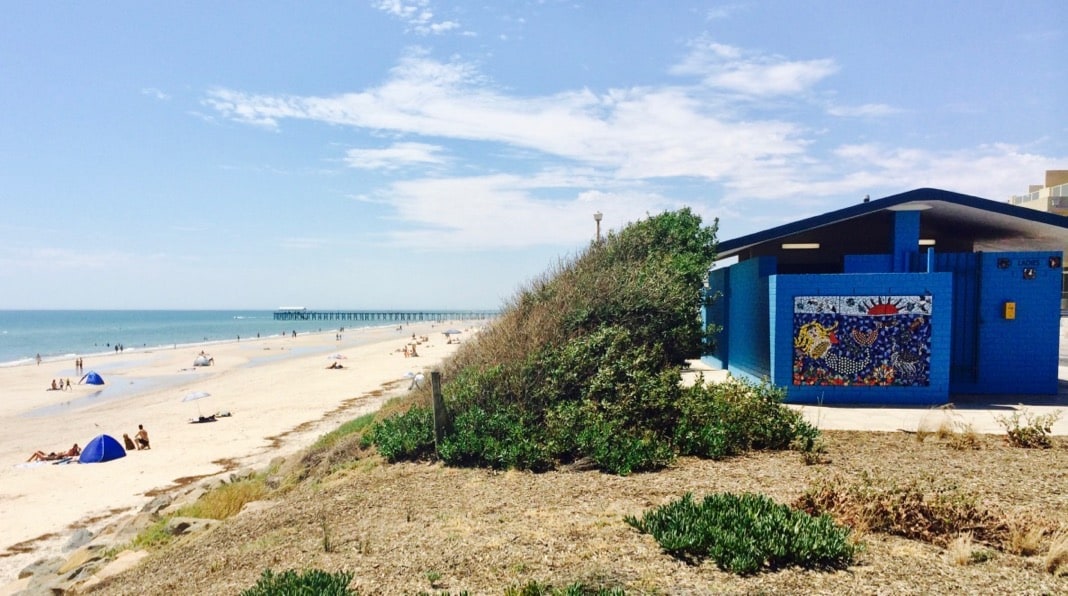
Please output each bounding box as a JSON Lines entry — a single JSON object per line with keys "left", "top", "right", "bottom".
{"left": 81, "top": 430, "right": 1068, "bottom": 595}
{"left": 947, "top": 532, "right": 976, "bottom": 566}
{"left": 1004, "top": 513, "right": 1046, "bottom": 556}
{"left": 1048, "top": 528, "right": 1068, "bottom": 576}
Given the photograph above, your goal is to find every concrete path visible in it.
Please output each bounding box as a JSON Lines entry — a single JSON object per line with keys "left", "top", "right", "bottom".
{"left": 682, "top": 362, "right": 1068, "bottom": 436}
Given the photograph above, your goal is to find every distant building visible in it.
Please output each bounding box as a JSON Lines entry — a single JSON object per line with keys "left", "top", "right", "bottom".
{"left": 1010, "top": 169, "right": 1068, "bottom": 215}
{"left": 702, "top": 188, "right": 1068, "bottom": 405}
{"left": 1009, "top": 170, "right": 1068, "bottom": 304}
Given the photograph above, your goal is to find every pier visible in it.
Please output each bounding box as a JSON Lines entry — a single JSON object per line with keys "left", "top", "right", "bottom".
{"left": 272, "top": 309, "right": 497, "bottom": 322}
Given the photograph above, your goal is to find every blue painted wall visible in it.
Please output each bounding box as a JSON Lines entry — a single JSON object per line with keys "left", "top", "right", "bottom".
{"left": 950, "top": 251, "right": 1062, "bottom": 395}
{"left": 705, "top": 257, "right": 774, "bottom": 378}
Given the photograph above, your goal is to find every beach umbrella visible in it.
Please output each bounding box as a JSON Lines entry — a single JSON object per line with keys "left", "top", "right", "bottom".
{"left": 443, "top": 329, "right": 462, "bottom": 335}
{"left": 182, "top": 391, "right": 212, "bottom": 416}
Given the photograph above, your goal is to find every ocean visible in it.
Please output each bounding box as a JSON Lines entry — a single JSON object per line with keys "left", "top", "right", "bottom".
{"left": 0, "top": 310, "right": 383, "bottom": 367}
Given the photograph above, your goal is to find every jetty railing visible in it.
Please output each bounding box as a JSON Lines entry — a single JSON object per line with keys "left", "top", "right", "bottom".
{"left": 272, "top": 310, "right": 498, "bottom": 322}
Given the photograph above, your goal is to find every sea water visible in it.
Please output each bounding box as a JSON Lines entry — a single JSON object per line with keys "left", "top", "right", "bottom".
{"left": 0, "top": 310, "right": 377, "bottom": 367}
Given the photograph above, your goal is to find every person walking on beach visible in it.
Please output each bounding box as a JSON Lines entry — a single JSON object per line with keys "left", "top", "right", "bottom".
{"left": 36, "top": 354, "right": 41, "bottom": 366}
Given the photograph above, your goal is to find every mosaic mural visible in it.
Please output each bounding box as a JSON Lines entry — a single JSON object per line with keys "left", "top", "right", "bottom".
{"left": 793, "top": 295, "right": 932, "bottom": 387}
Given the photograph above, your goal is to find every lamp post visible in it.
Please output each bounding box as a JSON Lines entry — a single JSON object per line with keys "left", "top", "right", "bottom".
{"left": 593, "top": 211, "right": 602, "bottom": 243}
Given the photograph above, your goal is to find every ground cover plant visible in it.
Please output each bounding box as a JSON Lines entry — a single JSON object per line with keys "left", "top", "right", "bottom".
{"left": 367, "top": 209, "right": 817, "bottom": 474}
{"left": 625, "top": 492, "right": 857, "bottom": 574}
{"left": 240, "top": 568, "right": 354, "bottom": 595}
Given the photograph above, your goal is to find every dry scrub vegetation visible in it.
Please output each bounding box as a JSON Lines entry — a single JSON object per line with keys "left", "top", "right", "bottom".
{"left": 84, "top": 428, "right": 1068, "bottom": 595}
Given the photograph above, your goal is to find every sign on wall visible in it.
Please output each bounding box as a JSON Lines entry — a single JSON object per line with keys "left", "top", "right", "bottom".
{"left": 793, "top": 295, "right": 932, "bottom": 387}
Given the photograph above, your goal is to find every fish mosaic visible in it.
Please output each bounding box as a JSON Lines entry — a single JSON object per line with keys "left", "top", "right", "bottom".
{"left": 793, "top": 295, "right": 932, "bottom": 387}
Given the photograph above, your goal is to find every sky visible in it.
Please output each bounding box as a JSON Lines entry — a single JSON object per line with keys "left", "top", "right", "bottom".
{"left": 1, "top": 1, "right": 1065, "bottom": 310}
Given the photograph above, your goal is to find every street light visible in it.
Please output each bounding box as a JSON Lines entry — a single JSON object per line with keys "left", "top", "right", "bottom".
{"left": 593, "top": 211, "right": 602, "bottom": 243}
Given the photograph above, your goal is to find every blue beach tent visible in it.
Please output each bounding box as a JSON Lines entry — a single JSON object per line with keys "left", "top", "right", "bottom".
{"left": 79, "top": 371, "right": 104, "bottom": 385}
{"left": 79, "top": 434, "right": 126, "bottom": 463}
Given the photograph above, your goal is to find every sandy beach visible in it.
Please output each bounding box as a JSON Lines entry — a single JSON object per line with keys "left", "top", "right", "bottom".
{"left": 0, "top": 321, "right": 470, "bottom": 586}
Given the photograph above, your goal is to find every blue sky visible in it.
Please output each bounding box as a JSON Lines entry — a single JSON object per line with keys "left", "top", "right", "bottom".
{"left": 2, "top": 1, "right": 1065, "bottom": 310}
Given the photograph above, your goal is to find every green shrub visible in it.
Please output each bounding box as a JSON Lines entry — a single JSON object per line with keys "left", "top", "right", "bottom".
{"left": 366, "top": 405, "right": 435, "bottom": 462}
{"left": 438, "top": 404, "right": 553, "bottom": 471}
{"left": 241, "top": 568, "right": 354, "bottom": 595}
{"left": 995, "top": 407, "right": 1062, "bottom": 448}
{"left": 674, "top": 378, "right": 817, "bottom": 459}
{"left": 626, "top": 492, "right": 857, "bottom": 574}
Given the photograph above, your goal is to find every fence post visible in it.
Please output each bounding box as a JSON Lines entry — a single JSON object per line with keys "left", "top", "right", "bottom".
{"left": 431, "top": 371, "right": 446, "bottom": 448}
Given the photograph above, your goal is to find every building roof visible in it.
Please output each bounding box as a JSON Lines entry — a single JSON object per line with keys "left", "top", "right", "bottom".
{"left": 716, "top": 188, "right": 1068, "bottom": 263}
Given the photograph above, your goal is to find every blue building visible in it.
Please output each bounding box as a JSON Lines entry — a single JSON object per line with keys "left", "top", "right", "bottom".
{"left": 702, "top": 188, "right": 1068, "bottom": 405}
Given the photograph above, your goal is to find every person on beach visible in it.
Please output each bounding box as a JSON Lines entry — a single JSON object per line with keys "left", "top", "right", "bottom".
{"left": 135, "top": 424, "right": 151, "bottom": 450}
{"left": 27, "top": 444, "right": 80, "bottom": 462}
{"left": 64, "top": 378, "right": 71, "bottom": 390}
{"left": 49, "top": 379, "right": 58, "bottom": 391}
{"left": 123, "top": 434, "right": 137, "bottom": 450}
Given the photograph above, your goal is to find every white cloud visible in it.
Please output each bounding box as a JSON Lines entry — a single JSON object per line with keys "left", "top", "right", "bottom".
{"left": 344, "top": 142, "right": 448, "bottom": 170}
{"left": 827, "top": 103, "right": 902, "bottom": 117}
{"left": 202, "top": 47, "right": 1065, "bottom": 249}
{"left": 378, "top": 172, "right": 686, "bottom": 250}
{"left": 671, "top": 39, "right": 838, "bottom": 96}
{"left": 373, "top": 0, "right": 460, "bottom": 36}
{"left": 141, "top": 87, "right": 170, "bottom": 100}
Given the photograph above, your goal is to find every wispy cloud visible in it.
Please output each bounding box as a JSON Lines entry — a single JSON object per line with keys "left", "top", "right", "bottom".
{"left": 373, "top": 0, "right": 460, "bottom": 36}
{"left": 670, "top": 39, "right": 838, "bottom": 96}
{"left": 827, "top": 103, "right": 902, "bottom": 117}
{"left": 202, "top": 43, "right": 1065, "bottom": 248}
{"left": 345, "top": 142, "right": 448, "bottom": 170}
{"left": 141, "top": 87, "right": 170, "bottom": 101}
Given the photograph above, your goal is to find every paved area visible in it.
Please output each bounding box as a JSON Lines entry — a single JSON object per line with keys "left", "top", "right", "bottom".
{"left": 682, "top": 364, "right": 1068, "bottom": 437}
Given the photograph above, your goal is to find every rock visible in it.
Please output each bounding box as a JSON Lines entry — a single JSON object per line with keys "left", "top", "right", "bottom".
{"left": 57, "top": 544, "right": 104, "bottom": 574}
{"left": 140, "top": 493, "right": 173, "bottom": 514}
{"left": 64, "top": 528, "right": 94, "bottom": 552}
{"left": 18, "top": 556, "right": 63, "bottom": 580}
{"left": 164, "top": 516, "right": 219, "bottom": 537}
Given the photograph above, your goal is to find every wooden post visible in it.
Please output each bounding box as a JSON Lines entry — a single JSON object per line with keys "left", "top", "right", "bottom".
{"left": 431, "top": 371, "right": 446, "bottom": 449}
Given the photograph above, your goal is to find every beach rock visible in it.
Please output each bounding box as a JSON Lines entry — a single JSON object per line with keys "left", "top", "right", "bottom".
{"left": 233, "top": 467, "right": 256, "bottom": 482}
{"left": 57, "top": 544, "right": 104, "bottom": 574}
{"left": 63, "top": 528, "right": 94, "bottom": 552}
{"left": 17, "top": 556, "right": 63, "bottom": 580}
{"left": 140, "top": 494, "right": 173, "bottom": 514}
{"left": 164, "top": 516, "right": 218, "bottom": 537}
{"left": 106, "top": 511, "right": 160, "bottom": 545}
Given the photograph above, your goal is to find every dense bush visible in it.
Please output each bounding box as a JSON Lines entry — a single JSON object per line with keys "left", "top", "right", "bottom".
{"left": 362, "top": 405, "right": 435, "bottom": 462}
{"left": 240, "top": 568, "right": 354, "bottom": 595}
{"left": 366, "top": 209, "right": 818, "bottom": 474}
{"left": 625, "top": 492, "right": 857, "bottom": 574}
{"left": 674, "top": 378, "right": 817, "bottom": 459}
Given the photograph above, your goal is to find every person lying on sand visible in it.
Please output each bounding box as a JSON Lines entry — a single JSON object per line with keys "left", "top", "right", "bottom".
{"left": 326, "top": 361, "right": 344, "bottom": 369}
{"left": 27, "top": 444, "right": 80, "bottom": 462}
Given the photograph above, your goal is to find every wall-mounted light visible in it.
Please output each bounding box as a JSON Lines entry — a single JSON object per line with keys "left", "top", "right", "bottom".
{"left": 781, "top": 243, "right": 820, "bottom": 250}
{"left": 918, "top": 239, "right": 936, "bottom": 246}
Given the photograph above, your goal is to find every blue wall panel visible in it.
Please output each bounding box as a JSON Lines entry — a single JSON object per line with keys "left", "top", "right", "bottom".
{"left": 725, "top": 258, "right": 774, "bottom": 379}
{"left": 952, "top": 251, "right": 1061, "bottom": 395}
